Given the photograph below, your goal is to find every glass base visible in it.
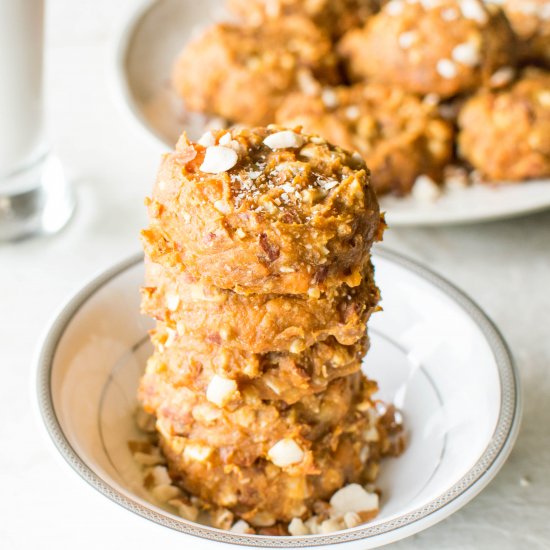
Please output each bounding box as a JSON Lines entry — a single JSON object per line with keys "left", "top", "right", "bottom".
{"left": 0, "top": 154, "right": 75, "bottom": 242}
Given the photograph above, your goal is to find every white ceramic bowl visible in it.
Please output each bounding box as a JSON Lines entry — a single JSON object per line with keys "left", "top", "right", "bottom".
{"left": 112, "top": 0, "right": 550, "bottom": 227}
{"left": 35, "top": 249, "right": 521, "bottom": 549}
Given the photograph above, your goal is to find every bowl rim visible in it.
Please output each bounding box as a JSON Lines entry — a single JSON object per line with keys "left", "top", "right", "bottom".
{"left": 35, "top": 248, "right": 522, "bottom": 548}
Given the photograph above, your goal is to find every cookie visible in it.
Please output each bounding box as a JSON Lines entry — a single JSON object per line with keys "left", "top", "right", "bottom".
{"left": 339, "top": 0, "right": 516, "bottom": 98}
{"left": 143, "top": 126, "right": 382, "bottom": 295}
{"left": 172, "top": 18, "right": 339, "bottom": 126}
{"left": 276, "top": 83, "right": 453, "bottom": 195}
{"left": 458, "top": 68, "right": 550, "bottom": 181}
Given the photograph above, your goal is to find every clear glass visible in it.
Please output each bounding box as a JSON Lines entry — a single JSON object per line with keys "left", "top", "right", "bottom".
{"left": 0, "top": 0, "right": 74, "bottom": 241}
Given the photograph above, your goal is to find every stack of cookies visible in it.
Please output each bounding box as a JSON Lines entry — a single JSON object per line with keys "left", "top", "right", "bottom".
{"left": 138, "top": 126, "right": 401, "bottom": 532}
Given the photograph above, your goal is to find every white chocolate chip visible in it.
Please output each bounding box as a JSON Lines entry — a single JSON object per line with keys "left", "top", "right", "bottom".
{"left": 198, "top": 131, "right": 216, "bottom": 147}
{"left": 330, "top": 484, "right": 379, "bottom": 514}
{"left": 321, "top": 88, "right": 339, "bottom": 108}
{"left": 345, "top": 105, "right": 360, "bottom": 120}
{"left": 459, "top": 0, "right": 488, "bottom": 23}
{"left": 200, "top": 146, "right": 238, "bottom": 174}
{"left": 538, "top": 91, "right": 550, "bottom": 108}
{"left": 288, "top": 517, "right": 310, "bottom": 535}
{"left": 518, "top": 2, "right": 537, "bottom": 15}
{"left": 385, "top": 0, "right": 404, "bottom": 16}
{"left": 489, "top": 66, "right": 515, "bottom": 88}
{"left": 183, "top": 442, "right": 213, "bottom": 462}
{"left": 423, "top": 93, "right": 441, "bottom": 106}
{"left": 420, "top": 0, "right": 440, "bottom": 10}
{"left": 263, "top": 131, "right": 304, "bottom": 150}
{"left": 412, "top": 175, "right": 441, "bottom": 202}
{"left": 436, "top": 58, "right": 458, "bottom": 79}
{"left": 441, "top": 7, "right": 459, "bottom": 20}
{"left": 451, "top": 42, "right": 480, "bottom": 66}
{"left": 398, "top": 31, "right": 417, "bottom": 49}
{"left": 206, "top": 375, "right": 238, "bottom": 407}
{"left": 267, "top": 438, "right": 304, "bottom": 467}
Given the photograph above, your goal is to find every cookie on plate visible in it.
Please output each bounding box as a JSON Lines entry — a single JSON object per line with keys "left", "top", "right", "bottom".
{"left": 339, "top": 0, "right": 517, "bottom": 98}
{"left": 144, "top": 325, "right": 367, "bottom": 403}
{"left": 276, "top": 83, "right": 454, "bottom": 195}
{"left": 142, "top": 259, "right": 377, "bottom": 354}
{"left": 172, "top": 18, "right": 339, "bottom": 126}
{"left": 141, "top": 369, "right": 389, "bottom": 524}
{"left": 458, "top": 68, "right": 550, "bottom": 181}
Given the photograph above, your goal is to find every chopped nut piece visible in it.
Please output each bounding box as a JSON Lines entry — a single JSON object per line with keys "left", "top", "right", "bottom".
{"left": 206, "top": 375, "right": 239, "bottom": 407}
{"left": 288, "top": 517, "right": 310, "bottom": 535}
{"left": 151, "top": 465, "right": 172, "bottom": 486}
{"left": 200, "top": 146, "right": 238, "bottom": 174}
{"left": 210, "top": 507, "right": 235, "bottom": 530}
{"left": 489, "top": 67, "right": 515, "bottom": 88}
{"left": 330, "top": 484, "right": 379, "bottom": 515}
{"left": 436, "top": 59, "right": 458, "bottom": 79}
{"left": 183, "top": 442, "right": 213, "bottom": 462}
{"left": 267, "top": 438, "right": 305, "bottom": 467}
{"left": 343, "top": 511, "right": 362, "bottom": 528}
{"left": 198, "top": 131, "right": 216, "bottom": 147}
{"left": 263, "top": 131, "right": 304, "bottom": 150}
{"left": 168, "top": 498, "right": 200, "bottom": 521}
{"left": 452, "top": 42, "right": 480, "bottom": 66}
{"left": 231, "top": 519, "right": 254, "bottom": 534}
{"left": 459, "top": 0, "right": 488, "bottom": 23}
{"left": 320, "top": 517, "right": 344, "bottom": 534}
{"left": 152, "top": 484, "right": 181, "bottom": 502}
{"left": 412, "top": 175, "right": 441, "bottom": 202}
{"left": 165, "top": 293, "right": 180, "bottom": 312}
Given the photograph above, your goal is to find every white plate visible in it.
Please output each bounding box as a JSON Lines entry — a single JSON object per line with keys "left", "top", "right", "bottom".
{"left": 112, "top": 0, "right": 550, "bottom": 227}
{"left": 35, "top": 249, "right": 520, "bottom": 549}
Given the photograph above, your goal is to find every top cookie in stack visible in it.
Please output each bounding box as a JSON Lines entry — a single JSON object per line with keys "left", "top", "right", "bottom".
{"left": 142, "top": 126, "right": 382, "bottom": 295}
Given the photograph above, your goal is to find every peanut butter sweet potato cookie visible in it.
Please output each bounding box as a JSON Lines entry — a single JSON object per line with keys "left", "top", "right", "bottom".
{"left": 339, "top": 0, "right": 516, "bottom": 98}
{"left": 458, "top": 68, "right": 550, "bottom": 181}
{"left": 143, "top": 126, "right": 382, "bottom": 295}
{"left": 172, "top": 18, "right": 340, "bottom": 126}
{"left": 276, "top": 83, "right": 454, "bottom": 195}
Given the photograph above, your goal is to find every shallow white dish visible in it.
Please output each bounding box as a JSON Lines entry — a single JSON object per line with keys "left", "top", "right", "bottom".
{"left": 36, "top": 249, "right": 520, "bottom": 549}
{"left": 113, "top": 0, "right": 550, "bottom": 227}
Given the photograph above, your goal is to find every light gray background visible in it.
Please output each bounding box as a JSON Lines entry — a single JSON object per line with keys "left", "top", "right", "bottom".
{"left": 0, "top": 1, "right": 548, "bottom": 548}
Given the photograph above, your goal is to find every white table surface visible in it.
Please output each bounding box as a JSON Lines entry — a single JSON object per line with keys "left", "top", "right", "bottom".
{"left": 1, "top": 1, "right": 549, "bottom": 548}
